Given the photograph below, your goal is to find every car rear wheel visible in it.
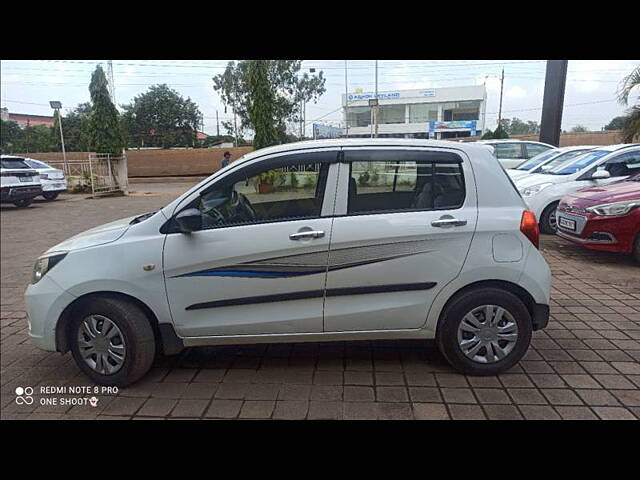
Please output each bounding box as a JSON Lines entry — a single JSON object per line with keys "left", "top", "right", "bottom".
{"left": 13, "top": 198, "right": 33, "bottom": 208}
{"left": 69, "top": 296, "right": 156, "bottom": 387}
{"left": 437, "top": 288, "right": 533, "bottom": 376}
{"left": 43, "top": 192, "right": 59, "bottom": 201}
{"left": 539, "top": 201, "right": 559, "bottom": 234}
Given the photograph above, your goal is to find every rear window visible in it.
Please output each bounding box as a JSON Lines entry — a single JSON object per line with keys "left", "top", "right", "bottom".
{"left": 1, "top": 158, "right": 29, "bottom": 169}
{"left": 24, "top": 159, "right": 50, "bottom": 169}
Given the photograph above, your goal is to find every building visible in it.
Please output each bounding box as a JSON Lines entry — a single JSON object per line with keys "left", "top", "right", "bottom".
{"left": 1, "top": 109, "right": 55, "bottom": 128}
{"left": 342, "top": 85, "right": 487, "bottom": 139}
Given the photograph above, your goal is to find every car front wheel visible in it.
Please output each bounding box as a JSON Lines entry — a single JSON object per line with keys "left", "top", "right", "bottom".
{"left": 437, "top": 288, "right": 533, "bottom": 376}
{"left": 43, "top": 192, "right": 59, "bottom": 201}
{"left": 540, "top": 202, "right": 559, "bottom": 234}
{"left": 69, "top": 296, "right": 156, "bottom": 387}
{"left": 13, "top": 198, "right": 33, "bottom": 208}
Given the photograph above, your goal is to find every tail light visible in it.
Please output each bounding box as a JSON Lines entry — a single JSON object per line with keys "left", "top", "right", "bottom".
{"left": 520, "top": 210, "right": 539, "bottom": 249}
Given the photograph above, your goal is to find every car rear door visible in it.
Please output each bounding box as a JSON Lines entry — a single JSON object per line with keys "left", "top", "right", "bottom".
{"left": 323, "top": 147, "right": 478, "bottom": 332}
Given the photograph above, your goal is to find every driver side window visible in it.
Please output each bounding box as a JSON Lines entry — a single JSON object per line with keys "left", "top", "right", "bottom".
{"left": 196, "top": 160, "right": 329, "bottom": 230}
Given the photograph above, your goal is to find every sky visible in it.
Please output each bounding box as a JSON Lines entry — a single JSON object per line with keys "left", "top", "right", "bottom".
{"left": 1, "top": 59, "right": 639, "bottom": 137}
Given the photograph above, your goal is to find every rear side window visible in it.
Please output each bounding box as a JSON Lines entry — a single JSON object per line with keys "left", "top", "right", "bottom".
{"left": 348, "top": 156, "right": 465, "bottom": 215}
{"left": 493, "top": 143, "right": 524, "bottom": 159}
{"left": 524, "top": 143, "right": 552, "bottom": 159}
{"left": 1, "top": 159, "right": 29, "bottom": 169}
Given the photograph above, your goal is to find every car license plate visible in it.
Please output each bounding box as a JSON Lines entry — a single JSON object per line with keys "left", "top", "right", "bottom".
{"left": 558, "top": 217, "right": 576, "bottom": 231}
{"left": 19, "top": 176, "right": 33, "bottom": 182}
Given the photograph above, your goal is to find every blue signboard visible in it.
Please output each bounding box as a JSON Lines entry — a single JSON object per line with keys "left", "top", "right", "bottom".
{"left": 429, "top": 120, "right": 477, "bottom": 136}
{"left": 313, "top": 123, "right": 343, "bottom": 139}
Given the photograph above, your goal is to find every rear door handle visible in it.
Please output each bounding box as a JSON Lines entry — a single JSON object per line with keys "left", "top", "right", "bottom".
{"left": 431, "top": 217, "right": 467, "bottom": 228}
{"left": 289, "top": 230, "right": 325, "bottom": 240}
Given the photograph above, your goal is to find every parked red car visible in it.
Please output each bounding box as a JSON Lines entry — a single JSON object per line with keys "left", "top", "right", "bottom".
{"left": 555, "top": 173, "right": 640, "bottom": 262}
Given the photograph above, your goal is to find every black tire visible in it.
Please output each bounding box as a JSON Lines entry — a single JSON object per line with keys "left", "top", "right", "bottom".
{"left": 539, "top": 202, "right": 559, "bottom": 234}
{"left": 43, "top": 192, "right": 59, "bottom": 201}
{"left": 436, "top": 287, "right": 533, "bottom": 376}
{"left": 69, "top": 297, "right": 156, "bottom": 387}
{"left": 13, "top": 198, "right": 33, "bottom": 208}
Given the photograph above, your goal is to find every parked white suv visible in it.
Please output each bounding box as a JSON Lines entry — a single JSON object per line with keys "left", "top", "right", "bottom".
{"left": 25, "top": 139, "right": 551, "bottom": 386}
{"left": 24, "top": 158, "right": 67, "bottom": 201}
{"left": 478, "top": 139, "right": 554, "bottom": 169}
{"left": 1, "top": 155, "right": 43, "bottom": 208}
{"left": 507, "top": 145, "right": 597, "bottom": 181}
{"left": 514, "top": 144, "right": 640, "bottom": 233}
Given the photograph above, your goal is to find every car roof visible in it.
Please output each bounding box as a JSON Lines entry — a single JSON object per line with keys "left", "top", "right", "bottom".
{"left": 235, "top": 138, "right": 494, "bottom": 163}
{"left": 596, "top": 143, "right": 640, "bottom": 152}
{"left": 477, "top": 139, "right": 554, "bottom": 147}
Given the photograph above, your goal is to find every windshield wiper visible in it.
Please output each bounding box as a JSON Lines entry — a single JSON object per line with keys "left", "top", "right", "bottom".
{"left": 130, "top": 212, "right": 156, "bottom": 224}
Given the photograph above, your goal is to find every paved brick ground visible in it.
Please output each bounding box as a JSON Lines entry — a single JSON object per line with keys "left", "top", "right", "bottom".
{"left": 1, "top": 186, "right": 638, "bottom": 420}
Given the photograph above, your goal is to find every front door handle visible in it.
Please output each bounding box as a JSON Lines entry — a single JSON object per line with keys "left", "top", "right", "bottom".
{"left": 431, "top": 216, "right": 467, "bottom": 228}
{"left": 289, "top": 230, "right": 325, "bottom": 240}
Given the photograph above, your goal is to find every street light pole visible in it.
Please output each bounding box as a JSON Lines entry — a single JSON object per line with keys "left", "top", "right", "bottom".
{"left": 374, "top": 60, "right": 379, "bottom": 138}
{"left": 344, "top": 60, "right": 349, "bottom": 138}
{"left": 50, "top": 101, "right": 67, "bottom": 172}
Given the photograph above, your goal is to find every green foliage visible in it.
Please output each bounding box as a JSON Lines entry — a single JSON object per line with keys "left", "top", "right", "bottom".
{"left": 303, "top": 174, "right": 315, "bottom": 189}
{"left": 54, "top": 103, "right": 92, "bottom": 151}
{"left": 121, "top": 84, "right": 202, "bottom": 149}
{"left": 1, "top": 120, "right": 57, "bottom": 154}
{"left": 213, "top": 60, "right": 326, "bottom": 148}
{"left": 247, "top": 60, "right": 278, "bottom": 150}
{"left": 370, "top": 167, "right": 379, "bottom": 185}
{"left": 289, "top": 172, "right": 299, "bottom": 189}
{"left": 499, "top": 117, "right": 540, "bottom": 135}
{"left": 69, "top": 170, "right": 102, "bottom": 193}
{"left": 88, "top": 65, "right": 123, "bottom": 155}
{"left": 617, "top": 66, "right": 640, "bottom": 143}
{"left": 604, "top": 115, "right": 629, "bottom": 131}
{"left": 358, "top": 171, "right": 370, "bottom": 187}
{"left": 492, "top": 124, "right": 510, "bottom": 139}
{"left": 481, "top": 129, "right": 494, "bottom": 139}
{"left": 570, "top": 124, "right": 589, "bottom": 133}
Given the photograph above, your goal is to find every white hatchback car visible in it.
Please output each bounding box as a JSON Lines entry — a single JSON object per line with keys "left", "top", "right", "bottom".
{"left": 23, "top": 158, "right": 68, "bottom": 201}
{"left": 507, "top": 145, "right": 597, "bottom": 181}
{"left": 25, "top": 139, "right": 551, "bottom": 386}
{"left": 515, "top": 144, "right": 640, "bottom": 233}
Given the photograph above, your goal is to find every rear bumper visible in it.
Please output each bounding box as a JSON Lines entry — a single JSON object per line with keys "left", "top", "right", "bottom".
{"left": 1, "top": 185, "right": 43, "bottom": 201}
{"left": 532, "top": 303, "right": 550, "bottom": 331}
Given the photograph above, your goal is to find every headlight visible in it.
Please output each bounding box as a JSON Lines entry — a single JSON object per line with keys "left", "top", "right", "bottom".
{"left": 519, "top": 183, "right": 554, "bottom": 197}
{"left": 32, "top": 252, "right": 67, "bottom": 284}
{"left": 40, "top": 173, "right": 49, "bottom": 180}
{"left": 586, "top": 200, "right": 640, "bottom": 216}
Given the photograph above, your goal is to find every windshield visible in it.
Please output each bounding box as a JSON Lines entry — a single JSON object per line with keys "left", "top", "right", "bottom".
{"left": 515, "top": 150, "right": 559, "bottom": 171}
{"left": 24, "top": 159, "right": 50, "bottom": 169}
{"left": 1, "top": 158, "right": 29, "bottom": 169}
{"left": 547, "top": 150, "right": 610, "bottom": 175}
{"left": 536, "top": 149, "right": 591, "bottom": 173}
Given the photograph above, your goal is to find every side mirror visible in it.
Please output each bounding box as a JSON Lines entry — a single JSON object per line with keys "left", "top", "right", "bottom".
{"left": 591, "top": 170, "right": 610, "bottom": 180}
{"left": 175, "top": 208, "right": 202, "bottom": 233}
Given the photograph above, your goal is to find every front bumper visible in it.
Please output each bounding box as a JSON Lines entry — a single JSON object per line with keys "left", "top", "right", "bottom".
{"left": 1, "top": 185, "right": 43, "bottom": 201}
{"left": 556, "top": 208, "right": 638, "bottom": 254}
{"left": 25, "top": 275, "right": 76, "bottom": 352}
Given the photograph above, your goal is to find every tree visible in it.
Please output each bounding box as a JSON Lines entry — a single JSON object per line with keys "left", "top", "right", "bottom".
{"left": 492, "top": 124, "right": 509, "bottom": 139}
{"left": 1, "top": 119, "right": 23, "bottom": 153}
{"left": 122, "top": 84, "right": 201, "bottom": 149}
{"left": 570, "top": 125, "right": 588, "bottom": 133}
{"left": 617, "top": 66, "right": 640, "bottom": 143}
{"left": 87, "top": 65, "right": 123, "bottom": 155}
{"left": 54, "top": 103, "right": 92, "bottom": 152}
{"left": 604, "top": 115, "right": 629, "bottom": 131}
{"left": 213, "top": 60, "right": 326, "bottom": 148}
{"left": 498, "top": 117, "right": 540, "bottom": 135}
{"left": 247, "top": 60, "right": 278, "bottom": 149}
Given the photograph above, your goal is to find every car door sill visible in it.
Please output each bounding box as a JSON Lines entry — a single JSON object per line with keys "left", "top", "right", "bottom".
{"left": 181, "top": 328, "right": 432, "bottom": 346}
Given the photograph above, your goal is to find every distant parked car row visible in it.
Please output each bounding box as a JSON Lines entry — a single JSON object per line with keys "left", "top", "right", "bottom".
{"left": 0, "top": 155, "right": 67, "bottom": 207}
{"left": 483, "top": 140, "right": 640, "bottom": 262}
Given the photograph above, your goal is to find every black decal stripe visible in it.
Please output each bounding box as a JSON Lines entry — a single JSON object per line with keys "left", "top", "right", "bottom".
{"left": 185, "top": 282, "right": 437, "bottom": 311}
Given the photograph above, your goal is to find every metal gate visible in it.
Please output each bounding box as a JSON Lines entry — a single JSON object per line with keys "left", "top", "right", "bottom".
{"left": 88, "top": 153, "right": 129, "bottom": 197}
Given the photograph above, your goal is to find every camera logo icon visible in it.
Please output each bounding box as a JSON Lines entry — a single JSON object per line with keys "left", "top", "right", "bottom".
{"left": 15, "top": 386, "right": 34, "bottom": 405}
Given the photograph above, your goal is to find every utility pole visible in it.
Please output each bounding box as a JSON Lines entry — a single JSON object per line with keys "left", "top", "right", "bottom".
{"left": 374, "top": 60, "right": 379, "bottom": 138}
{"left": 344, "top": 60, "right": 349, "bottom": 138}
{"left": 216, "top": 110, "right": 220, "bottom": 137}
{"left": 540, "top": 60, "right": 569, "bottom": 147}
{"left": 497, "top": 68, "right": 504, "bottom": 132}
{"left": 107, "top": 60, "right": 116, "bottom": 106}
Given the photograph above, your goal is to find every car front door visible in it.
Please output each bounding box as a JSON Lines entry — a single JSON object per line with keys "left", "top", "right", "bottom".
{"left": 162, "top": 151, "right": 339, "bottom": 337}
{"left": 323, "top": 147, "right": 478, "bottom": 332}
